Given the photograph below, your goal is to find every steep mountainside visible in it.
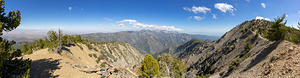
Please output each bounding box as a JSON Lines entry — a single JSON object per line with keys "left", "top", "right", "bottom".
{"left": 175, "top": 19, "right": 300, "bottom": 77}
{"left": 22, "top": 42, "right": 143, "bottom": 78}
{"left": 81, "top": 30, "right": 192, "bottom": 55}
{"left": 191, "top": 34, "right": 219, "bottom": 41}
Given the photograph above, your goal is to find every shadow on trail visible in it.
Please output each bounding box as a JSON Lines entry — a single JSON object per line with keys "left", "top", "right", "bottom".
{"left": 30, "top": 58, "right": 61, "bottom": 78}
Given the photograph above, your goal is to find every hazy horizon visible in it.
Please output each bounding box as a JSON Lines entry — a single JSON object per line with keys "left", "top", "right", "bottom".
{"left": 4, "top": 0, "right": 300, "bottom": 36}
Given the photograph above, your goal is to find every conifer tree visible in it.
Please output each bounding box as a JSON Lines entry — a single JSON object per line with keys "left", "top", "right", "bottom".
{"left": 0, "top": 0, "right": 31, "bottom": 77}
{"left": 139, "top": 54, "right": 160, "bottom": 78}
{"left": 265, "top": 14, "right": 287, "bottom": 41}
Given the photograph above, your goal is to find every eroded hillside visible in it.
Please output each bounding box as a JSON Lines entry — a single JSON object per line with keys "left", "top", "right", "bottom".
{"left": 22, "top": 40, "right": 143, "bottom": 78}
{"left": 175, "top": 19, "right": 300, "bottom": 77}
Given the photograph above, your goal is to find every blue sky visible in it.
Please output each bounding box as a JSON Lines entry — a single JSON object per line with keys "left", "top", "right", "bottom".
{"left": 4, "top": 0, "right": 300, "bottom": 36}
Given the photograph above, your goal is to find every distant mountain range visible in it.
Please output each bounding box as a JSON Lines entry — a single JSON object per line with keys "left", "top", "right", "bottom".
{"left": 81, "top": 30, "right": 218, "bottom": 55}
{"left": 2, "top": 29, "right": 218, "bottom": 55}
{"left": 173, "top": 19, "right": 300, "bottom": 77}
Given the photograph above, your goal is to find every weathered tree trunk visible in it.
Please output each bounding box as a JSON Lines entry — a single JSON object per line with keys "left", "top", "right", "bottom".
{"left": 56, "top": 29, "right": 62, "bottom": 54}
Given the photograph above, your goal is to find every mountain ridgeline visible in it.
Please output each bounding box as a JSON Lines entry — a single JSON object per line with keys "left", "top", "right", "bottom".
{"left": 19, "top": 30, "right": 144, "bottom": 77}
{"left": 81, "top": 30, "right": 193, "bottom": 55}
{"left": 174, "top": 17, "right": 300, "bottom": 77}
{"left": 81, "top": 30, "right": 218, "bottom": 55}
{"left": 17, "top": 16, "right": 300, "bottom": 78}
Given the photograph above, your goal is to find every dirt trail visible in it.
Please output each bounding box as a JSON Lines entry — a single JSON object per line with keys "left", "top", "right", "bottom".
{"left": 23, "top": 45, "right": 100, "bottom": 78}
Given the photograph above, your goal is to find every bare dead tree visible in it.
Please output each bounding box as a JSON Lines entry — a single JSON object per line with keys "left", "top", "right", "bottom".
{"left": 56, "top": 29, "right": 63, "bottom": 54}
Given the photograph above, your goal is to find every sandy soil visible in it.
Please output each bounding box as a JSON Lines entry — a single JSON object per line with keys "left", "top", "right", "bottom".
{"left": 22, "top": 45, "right": 100, "bottom": 78}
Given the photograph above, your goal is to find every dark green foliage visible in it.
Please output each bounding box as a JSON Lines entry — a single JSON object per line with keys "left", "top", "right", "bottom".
{"left": 261, "top": 15, "right": 300, "bottom": 44}
{"left": 264, "top": 15, "right": 287, "bottom": 41}
{"left": 172, "top": 59, "right": 186, "bottom": 78}
{"left": 229, "top": 52, "right": 252, "bottom": 72}
{"left": 1, "top": 58, "right": 31, "bottom": 78}
{"left": 196, "top": 73, "right": 205, "bottom": 78}
{"left": 157, "top": 53, "right": 186, "bottom": 78}
{"left": 20, "top": 42, "right": 33, "bottom": 55}
{"left": 229, "top": 58, "right": 241, "bottom": 71}
{"left": 282, "top": 26, "right": 300, "bottom": 43}
{"left": 228, "top": 42, "right": 252, "bottom": 72}
{"left": 241, "top": 52, "right": 252, "bottom": 60}
{"left": 241, "top": 28, "right": 248, "bottom": 33}
{"left": 88, "top": 54, "right": 93, "bottom": 57}
{"left": 219, "top": 71, "right": 225, "bottom": 76}
{"left": 100, "top": 63, "right": 105, "bottom": 67}
{"left": 244, "top": 41, "right": 252, "bottom": 52}
{"left": 139, "top": 54, "right": 160, "bottom": 78}
{"left": 20, "top": 30, "right": 90, "bottom": 55}
{"left": 0, "top": 0, "right": 31, "bottom": 77}
{"left": 86, "top": 44, "right": 94, "bottom": 50}
{"left": 96, "top": 58, "right": 100, "bottom": 63}
{"left": 92, "top": 54, "right": 97, "bottom": 58}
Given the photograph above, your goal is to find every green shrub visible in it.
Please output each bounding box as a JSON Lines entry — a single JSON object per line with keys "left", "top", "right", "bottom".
{"left": 92, "top": 54, "right": 97, "bottom": 58}
{"left": 100, "top": 63, "right": 106, "bottom": 67}
{"left": 263, "top": 15, "right": 288, "bottom": 41}
{"left": 244, "top": 41, "right": 252, "bottom": 52}
{"left": 219, "top": 71, "right": 225, "bottom": 76}
{"left": 139, "top": 54, "right": 160, "bottom": 78}
{"left": 157, "top": 53, "right": 187, "bottom": 78}
{"left": 229, "top": 58, "right": 241, "bottom": 71}
{"left": 241, "top": 28, "right": 248, "bottom": 33}
{"left": 261, "top": 15, "right": 300, "bottom": 44}
{"left": 88, "top": 54, "right": 93, "bottom": 57}
{"left": 172, "top": 59, "right": 186, "bottom": 78}
{"left": 196, "top": 73, "right": 205, "bottom": 78}
{"left": 242, "top": 52, "right": 252, "bottom": 60}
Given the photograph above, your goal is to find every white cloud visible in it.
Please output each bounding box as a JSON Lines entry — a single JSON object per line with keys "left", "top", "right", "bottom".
{"left": 255, "top": 16, "right": 270, "bottom": 21}
{"left": 212, "top": 14, "right": 217, "bottom": 19}
{"left": 68, "top": 6, "right": 72, "bottom": 11}
{"left": 118, "top": 19, "right": 183, "bottom": 31}
{"left": 261, "top": 3, "right": 266, "bottom": 8}
{"left": 183, "top": 6, "right": 211, "bottom": 14}
{"left": 193, "top": 16, "right": 205, "bottom": 21}
{"left": 214, "top": 3, "right": 235, "bottom": 15}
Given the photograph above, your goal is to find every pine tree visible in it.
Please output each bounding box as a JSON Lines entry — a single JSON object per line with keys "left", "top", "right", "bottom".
{"left": 0, "top": 0, "right": 31, "bottom": 77}
{"left": 265, "top": 14, "right": 287, "bottom": 41}
{"left": 157, "top": 53, "right": 186, "bottom": 78}
{"left": 139, "top": 54, "right": 160, "bottom": 78}
{"left": 47, "top": 30, "right": 58, "bottom": 51}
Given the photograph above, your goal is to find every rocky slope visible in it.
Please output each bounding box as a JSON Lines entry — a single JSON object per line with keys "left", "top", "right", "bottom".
{"left": 175, "top": 19, "right": 300, "bottom": 77}
{"left": 82, "top": 30, "right": 193, "bottom": 55}
{"left": 22, "top": 42, "right": 143, "bottom": 78}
